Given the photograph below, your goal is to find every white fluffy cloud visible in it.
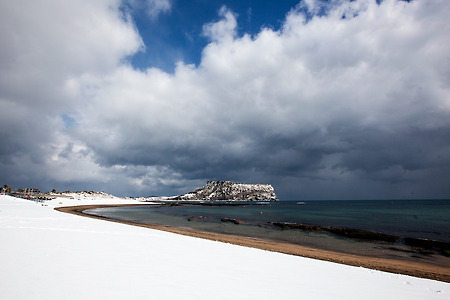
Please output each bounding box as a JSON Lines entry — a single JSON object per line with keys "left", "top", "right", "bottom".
{"left": 202, "top": 6, "right": 238, "bottom": 42}
{"left": 146, "top": 0, "right": 172, "bottom": 18}
{"left": 1, "top": 0, "right": 450, "bottom": 199}
{"left": 0, "top": 0, "right": 143, "bottom": 191}
{"left": 127, "top": 0, "right": 172, "bottom": 19}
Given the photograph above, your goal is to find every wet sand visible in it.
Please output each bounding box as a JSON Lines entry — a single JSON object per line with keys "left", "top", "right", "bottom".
{"left": 56, "top": 204, "right": 450, "bottom": 283}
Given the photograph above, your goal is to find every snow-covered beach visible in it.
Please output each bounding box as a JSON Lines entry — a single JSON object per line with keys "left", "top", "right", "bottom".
{"left": 1, "top": 194, "right": 449, "bottom": 299}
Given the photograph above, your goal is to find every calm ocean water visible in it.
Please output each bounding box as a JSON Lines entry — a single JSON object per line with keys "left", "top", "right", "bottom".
{"left": 86, "top": 200, "right": 450, "bottom": 262}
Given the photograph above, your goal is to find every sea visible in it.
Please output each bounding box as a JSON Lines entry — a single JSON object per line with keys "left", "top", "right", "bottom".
{"left": 86, "top": 199, "right": 450, "bottom": 265}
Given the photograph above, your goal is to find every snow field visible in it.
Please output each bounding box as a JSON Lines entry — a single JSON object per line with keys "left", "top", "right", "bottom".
{"left": 0, "top": 195, "right": 448, "bottom": 299}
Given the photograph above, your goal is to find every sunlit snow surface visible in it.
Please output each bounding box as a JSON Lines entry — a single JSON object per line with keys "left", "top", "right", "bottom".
{"left": 0, "top": 195, "right": 448, "bottom": 299}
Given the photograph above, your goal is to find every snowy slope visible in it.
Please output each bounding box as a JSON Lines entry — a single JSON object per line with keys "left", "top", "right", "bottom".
{"left": 0, "top": 195, "right": 448, "bottom": 299}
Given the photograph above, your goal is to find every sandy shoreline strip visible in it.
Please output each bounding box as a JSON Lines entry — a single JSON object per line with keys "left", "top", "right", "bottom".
{"left": 56, "top": 204, "right": 450, "bottom": 283}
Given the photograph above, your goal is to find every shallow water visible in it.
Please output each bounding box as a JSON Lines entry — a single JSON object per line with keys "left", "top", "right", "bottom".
{"left": 86, "top": 200, "right": 450, "bottom": 264}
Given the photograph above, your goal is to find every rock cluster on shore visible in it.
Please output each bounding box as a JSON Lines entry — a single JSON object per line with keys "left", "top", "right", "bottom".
{"left": 168, "top": 181, "right": 279, "bottom": 202}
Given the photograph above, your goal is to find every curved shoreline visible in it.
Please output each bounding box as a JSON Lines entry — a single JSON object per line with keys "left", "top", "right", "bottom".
{"left": 55, "top": 204, "right": 450, "bottom": 283}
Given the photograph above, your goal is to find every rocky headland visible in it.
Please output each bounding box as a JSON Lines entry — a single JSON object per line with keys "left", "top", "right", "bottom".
{"left": 168, "top": 181, "right": 279, "bottom": 202}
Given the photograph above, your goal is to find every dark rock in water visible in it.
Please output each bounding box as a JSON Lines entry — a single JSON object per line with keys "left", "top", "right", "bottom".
{"left": 167, "top": 181, "right": 279, "bottom": 202}
{"left": 270, "top": 222, "right": 450, "bottom": 255}
{"left": 221, "top": 218, "right": 245, "bottom": 225}
{"left": 270, "top": 222, "right": 322, "bottom": 231}
{"left": 188, "top": 216, "right": 206, "bottom": 222}
{"left": 324, "top": 227, "right": 401, "bottom": 243}
{"left": 269, "top": 222, "right": 401, "bottom": 243}
{"left": 404, "top": 238, "right": 450, "bottom": 256}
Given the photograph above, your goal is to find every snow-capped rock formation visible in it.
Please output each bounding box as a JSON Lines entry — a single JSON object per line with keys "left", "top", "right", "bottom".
{"left": 169, "top": 181, "right": 279, "bottom": 201}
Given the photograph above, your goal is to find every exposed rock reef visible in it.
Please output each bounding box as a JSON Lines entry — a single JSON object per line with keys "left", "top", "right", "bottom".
{"left": 221, "top": 218, "right": 246, "bottom": 224}
{"left": 267, "top": 222, "right": 401, "bottom": 243}
{"left": 169, "top": 181, "right": 279, "bottom": 202}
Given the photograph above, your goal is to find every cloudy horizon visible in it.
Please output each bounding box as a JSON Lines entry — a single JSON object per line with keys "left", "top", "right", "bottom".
{"left": 1, "top": 0, "right": 449, "bottom": 200}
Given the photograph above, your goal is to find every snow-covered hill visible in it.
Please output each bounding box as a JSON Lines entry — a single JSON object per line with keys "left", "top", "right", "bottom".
{"left": 54, "top": 191, "right": 121, "bottom": 201}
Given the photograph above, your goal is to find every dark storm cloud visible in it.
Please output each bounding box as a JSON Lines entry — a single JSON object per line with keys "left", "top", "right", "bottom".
{"left": 338, "top": 126, "right": 450, "bottom": 174}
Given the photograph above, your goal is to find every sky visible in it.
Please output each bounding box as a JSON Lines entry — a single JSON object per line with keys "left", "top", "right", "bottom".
{"left": 1, "top": 0, "right": 449, "bottom": 200}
